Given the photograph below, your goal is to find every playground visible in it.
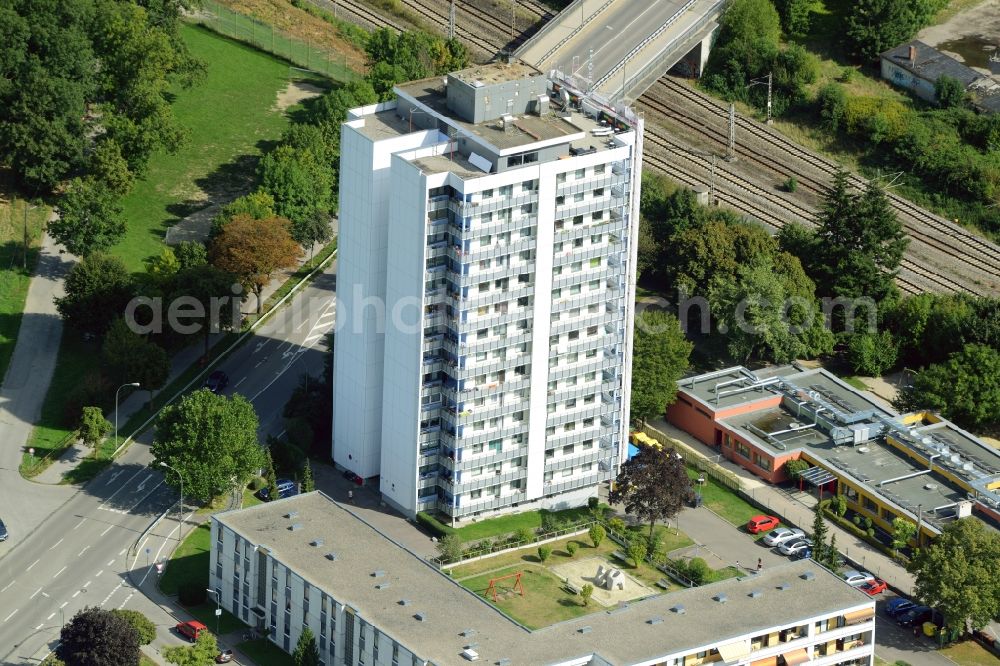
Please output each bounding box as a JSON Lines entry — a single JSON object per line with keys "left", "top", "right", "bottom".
{"left": 450, "top": 530, "right": 720, "bottom": 629}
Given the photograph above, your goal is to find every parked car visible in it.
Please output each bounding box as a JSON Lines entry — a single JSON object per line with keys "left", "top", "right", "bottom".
{"left": 779, "top": 538, "right": 813, "bottom": 556}
{"left": 0, "top": 518, "right": 7, "bottom": 542}
{"left": 762, "top": 527, "right": 805, "bottom": 547}
{"left": 215, "top": 650, "right": 234, "bottom": 663}
{"left": 885, "top": 598, "right": 917, "bottom": 617}
{"left": 204, "top": 370, "right": 229, "bottom": 394}
{"left": 176, "top": 621, "right": 208, "bottom": 642}
{"left": 842, "top": 570, "right": 876, "bottom": 587}
{"left": 897, "top": 606, "right": 933, "bottom": 628}
{"left": 257, "top": 479, "right": 299, "bottom": 502}
{"left": 342, "top": 469, "right": 363, "bottom": 486}
{"left": 860, "top": 578, "right": 888, "bottom": 596}
{"left": 747, "top": 515, "right": 780, "bottom": 534}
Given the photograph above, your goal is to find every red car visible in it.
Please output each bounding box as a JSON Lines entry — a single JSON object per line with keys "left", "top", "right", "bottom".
{"left": 860, "top": 578, "right": 888, "bottom": 596}
{"left": 747, "top": 515, "right": 780, "bottom": 534}
{"left": 176, "top": 620, "right": 208, "bottom": 642}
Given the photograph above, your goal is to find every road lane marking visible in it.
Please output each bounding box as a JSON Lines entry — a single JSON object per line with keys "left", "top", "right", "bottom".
{"left": 101, "top": 525, "right": 114, "bottom": 536}
{"left": 78, "top": 546, "right": 89, "bottom": 557}
{"left": 4, "top": 609, "right": 17, "bottom": 622}
{"left": 106, "top": 469, "right": 124, "bottom": 485}
{"left": 72, "top": 519, "right": 85, "bottom": 530}
{"left": 107, "top": 560, "right": 115, "bottom": 566}
{"left": 41, "top": 592, "right": 49, "bottom": 598}
{"left": 52, "top": 566, "right": 67, "bottom": 579}
{"left": 118, "top": 592, "right": 134, "bottom": 610}
{"left": 0, "top": 581, "right": 13, "bottom": 593}
{"left": 118, "top": 549, "right": 126, "bottom": 556}
{"left": 29, "top": 587, "right": 43, "bottom": 599}
{"left": 84, "top": 580, "right": 92, "bottom": 588}
{"left": 60, "top": 601, "right": 68, "bottom": 609}
{"left": 96, "top": 570, "right": 103, "bottom": 577}
{"left": 254, "top": 360, "right": 264, "bottom": 368}
{"left": 125, "top": 481, "right": 164, "bottom": 513}
{"left": 35, "top": 624, "right": 43, "bottom": 630}
{"left": 98, "top": 467, "right": 148, "bottom": 508}
{"left": 135, "top": 473, "right": 152, "bottom": 493}
{"left": 235, "top": 377, "right": 246, "bottom": 388}
{"left": 48, "top": 538, "right": 64, "bottom": 550}
{"left": 46, "top": 613, "right": 55, "bottom": 620}
{"left": 26, "top": 559, "right": 39, "bottom": 571}
{"left": 295, "top": 319, "right": 309, "bottom": 331}
{"left": 71, "top": 590, "right": 81, "bottom": 598}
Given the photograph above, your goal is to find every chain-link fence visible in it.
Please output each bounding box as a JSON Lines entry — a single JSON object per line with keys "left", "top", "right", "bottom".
{"left": 192, "top": 0, "right": 359, "bottom": 82}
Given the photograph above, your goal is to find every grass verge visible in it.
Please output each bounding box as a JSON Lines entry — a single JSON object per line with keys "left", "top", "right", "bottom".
{"left": 420, "top": 504, "right": 600, "bottom": 543}
{"left": 939, "top": 640, "right": 999, "bottom": 666}
{"left": 160, "top": 523, "right": 212, "bottom": 596}
{"left": 237, "top": 638, "right": 295, "bottom": 666}
{"left": 686, "top": 468, "right": 762, "bottom": 529}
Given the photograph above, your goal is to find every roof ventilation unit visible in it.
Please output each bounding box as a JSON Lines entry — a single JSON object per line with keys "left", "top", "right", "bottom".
{"left": 647, "top": 617, "right": 664, "bottom": 625}
{"left": 461, "top": 648, "right": 480, "bottom": 661}
{"left": 800, "top": 571, "right": 816, "bottom": 581}
{"left": 671, "top": 604, "right": 686, "bottom": 615}
{"left": 286, "top": 511, "right": 299, "bottom": 519}
{"left": 578, "top": 626, "right": 592, "bottom": 634}
{"left": 749, "top": 590, "right": 764, "bottom": 599}
{"left": 325, "top": 552, "right": 338, "bottom": 561}
{"left": 924, "top": 483, "right": 939, "bottom": 491}
{"left": 372, "top": 570, "right": 386, "bottom": 578}
{"left": 414, "top": 612, "right": 427, "bottom": 622}
{"left": 398, "top": 599, "right": 411, "bottom": 607}
{"left": 289, "top": 523, "right": 303, "bottom": 532}
{"left": 498, "top": 659, "right": 512, "bottom": 666}
{"left": 461, "top": 629, "right": 476, "bottom": 638}
{"left": 714, "top": 593, "right": 728, "bottom": 604}
{"left": 778, "top": 582, "right": 792, "bottom": 591}
{"left": 375, "top": 582, "right": 391, "bottom": 590}
{"left": 310, "top": 539, "right": 324, "bottom": 547}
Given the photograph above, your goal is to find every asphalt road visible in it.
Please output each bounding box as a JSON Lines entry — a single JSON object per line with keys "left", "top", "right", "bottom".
{"left": 541, "top": 0, "right": 689, "bottom": 82}
{"left": 0, "top": 259, "right": 337, "bottom": 664}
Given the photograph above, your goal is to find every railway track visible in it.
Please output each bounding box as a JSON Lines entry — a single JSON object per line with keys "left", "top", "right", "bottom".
{"left": 647, "top": 78, "right": 1000, "bottom": 292}
{"left": 642, "top": 132, "right": 959, "bottom": 297}
{"left": 321, "top": 0, "right": 406, "bottom": 31}
{"left": 347, "top": 0, "right": 995, "bottom": 296}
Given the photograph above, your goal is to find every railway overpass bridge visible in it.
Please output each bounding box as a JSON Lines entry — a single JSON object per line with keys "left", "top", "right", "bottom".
{"left": 516, "top": 0, "right": 726, "bottom": 104}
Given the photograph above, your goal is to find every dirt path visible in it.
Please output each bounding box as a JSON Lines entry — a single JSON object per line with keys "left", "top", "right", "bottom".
{"left": 918, "top": 0, "right": 1000, "bottom": 49}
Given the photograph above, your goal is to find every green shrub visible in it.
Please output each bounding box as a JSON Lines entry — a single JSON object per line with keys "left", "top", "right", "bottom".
{"left": 248, "top": 476, "right": 267, "bottom": 491}
{"left": 607, "top": 517, "right": 626, "bottom": 534}
{"left": 589, "top": 524, "right": 606, "bottom": 548}
{"left": 416, "top": 512, "right": 452, "bottom": 538}
{"left": 587, "top": 496, "right": 599, "bottom": 510}
{"left": 110, "top": 609, "right": 156, "bottom": 645}
{"left": 627, "top": 540, "right": 648, "bottom": 567}
{"left": 686, "top": 557, "right": 711, "bottom": 585}
{"left": 567, "top": 542, "right": 579, "bottom": 557}
{"left": 784, "top": 176, "right": 798, "bottom": 193}
{"left": 515, "top": 527, "right": 535, "bottom": 544}
{"left": 538, "top": 545, "right": 552, "bottom": 562}
{"left": 178, "top": 583, "right": 206, "bottom": 606}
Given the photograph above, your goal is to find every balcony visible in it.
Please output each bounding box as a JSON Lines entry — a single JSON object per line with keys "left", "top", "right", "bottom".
{"left": 553, "top": 244, "right": 611, "bottom": 267}
{"left": 466, "top": 237, "right": 536, "bottom": 262}
{"left": 542, "top": 472, "right": 605, "bottom": 496}
{"left": 459, "top": 423, "right": 529, "bottom": 447}
{"left": 556, "top": 173, "right": 628, "bottom": 196}
{"left": 443, "top": 490, "right": 527, "bottom": 517}
{"left": 544, "top": 448, "right": 605, "bottom": 472}
{"left": 455, "top": 468, "right": 527, "bottom": 493}
{"left": 455, "top": 445, "right": 530, "bottom": 471}
{"left": 454, "top": 192, "right": 537, "bottom": 216}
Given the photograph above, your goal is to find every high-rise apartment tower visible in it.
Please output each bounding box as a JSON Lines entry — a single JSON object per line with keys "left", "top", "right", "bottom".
{"left": 332, "top": 60, "right": 643, "bottom": 520}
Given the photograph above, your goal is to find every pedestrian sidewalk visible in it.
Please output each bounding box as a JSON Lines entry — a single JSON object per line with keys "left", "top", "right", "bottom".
{"left": 646, "top": 416, "right": 917, "bottom": 597}
{"left": 32, "top": 237, "right": 336, "bottom": 485}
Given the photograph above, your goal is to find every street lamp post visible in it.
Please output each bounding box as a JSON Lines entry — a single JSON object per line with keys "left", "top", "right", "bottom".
{"left": 115, "top": 382, "right": 141, "bottom": 448}
{"left": 159, "top": 462, "right": 185, "bottom": 541}
{"left": 207, "top": 588, "right": 222, "bottom": 636}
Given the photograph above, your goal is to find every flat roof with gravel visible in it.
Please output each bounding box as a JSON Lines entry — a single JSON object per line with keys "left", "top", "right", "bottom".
{"left": 216, "top": 492, "right": 873, "bottom": 666}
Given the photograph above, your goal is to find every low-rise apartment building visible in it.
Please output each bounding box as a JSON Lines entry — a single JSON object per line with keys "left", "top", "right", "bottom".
{"left": 209, "top": 491, "right": 876, "bottom": 666}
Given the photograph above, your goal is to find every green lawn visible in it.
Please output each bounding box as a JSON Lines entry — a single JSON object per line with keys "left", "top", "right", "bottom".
{"left": 160, "top": 522, "right": 212, "bottom": 596}
{"left": 458, "top": 564, "right": 594, "bottom": 629}
{"left": 113, "top": 23, "right": 301, "bottom": 271}
{"left": 242, "top": 487, "right": 264, "bottom": 508}
{"left": 238, "top": 638, "right": 295, "bottom": 666}
{"left": 842, "top": 376, "right": 869, "bottom": 391}
{"left": 185, "top": 602, "right": 246, "bottom": 636}
{"left": 0, "top": 192, "right": 48, "bottom": 383}
{"left": 440, "top": 505, "right": 601, "bottom": 543}
{"left": 940, "top": 640, "right": 1000, "bottom": 666}
{"left": 687, "top": 468, "right": 766, "bottom": 529}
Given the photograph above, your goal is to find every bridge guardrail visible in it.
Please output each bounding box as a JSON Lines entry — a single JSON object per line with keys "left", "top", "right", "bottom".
{"left": 520, "top": 0, "right": 616, "bottom": 68}
{"left": 605, "top": 0, "right": 727, "bottom": 100}
{"left": 593, "top": 0, "right": 697, "bottom": 91}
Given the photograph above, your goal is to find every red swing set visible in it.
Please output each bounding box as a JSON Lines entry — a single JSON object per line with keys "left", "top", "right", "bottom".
{"left": 485, "top": 571, "right": 525, "bottom": 602}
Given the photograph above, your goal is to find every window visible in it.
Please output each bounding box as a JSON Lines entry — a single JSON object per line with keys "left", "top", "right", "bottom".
{"left": 591, "top": 234, "right": 602, "bottom": 244}
{"left": 735, "top": 442, "right": 750, "bottom": 459}
{"left": 568, "top": 331, "right": 579, "bottom": 341}
{"left": 552, "top": 288, "right": 562, "bottom": 300}
{"left": 573, "top": 238, "right": 584, "bottom": 248}
{"left": 562, "top": 468, "right": 573, "bottom": 477}
{"left": 594, "top": 188, "right": 604, "bottom": 197}
{"left": 574, "top": 192, "right": 584, "bottom": 203}
{"left": 556, "top": 196, "right": 565, "bottom": 206}
{"left": 595, "top": 164, "right": 606, "bottom": 174}
{"left": 575, "top": 168, "right": 585, "bottom": 179}
{"left": 557, "top": 173, "right": 566, "bottom": 184}
{"left": 862, "top": 496, "right": 878, "bottom": 513}
{"left": 470, "top": 489, "right": 482, "bottom": 499}
{"left": 590, "top": 257, "right": 601, "bottom": 267}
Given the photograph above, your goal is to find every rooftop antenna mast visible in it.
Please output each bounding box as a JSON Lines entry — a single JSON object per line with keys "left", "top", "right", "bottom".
{"left": 449, "top": 0, "right": 456, "bottom": 40}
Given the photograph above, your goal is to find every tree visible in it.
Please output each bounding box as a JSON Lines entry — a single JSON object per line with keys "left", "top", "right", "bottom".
{"left": 57, "top": 606, "right": 140, "bottom": 666}
{"left": 258, "top": 145, "right": 335, "bottom": 227}
{"left": 164, "top": 630, "right": 219, "bottom": 666}
{"left": 264, "top": 448, "right": 279, "bottom": 500}
{"left": 103, "top": 318, "right": 169, "bottom": 392}
{"left": 580, "top": 583, "right": 594, "bottom": 606}
{"left": 170, "top": 264, "right": 241, "bottom": 355}
{"left": 630, "top": 309, "right": 692, "bottom": 424}
{"left": 55, "top": 253, "right": 136, "bottom": 337}
{"left": 785, "top": 459, "right": 810, "bottom": 481}
{"left": 210, "top": 191, "right": 276, "bottom": 239}
{"left": 293, "top": 626, "right": 321, "bottom": 666}
{"left": 566, "top": 542, "right": 578, "bottom": 557}
{"left": 437, "top": 533, "right": 463, "bottom": 563}
{"left": 292, "top": 212, "right": 333, "bottom": 259}
{"left": 935, "top": 75, "right": 966, "bottom": 109}
{"left": 589, "top": 523, "right": 606, "bottom": 548}
{"left": 908, "top": 518, "right": 1000, "bottom": 634}
{"left": 89, "top": 139, "right": 134, "bottom": 196}
{"left": 825, "top": 533, "right": 841, "bottom": 572}
{"left": 891, "top": 517, "right": 917, "bottom": 555}
{"left": 78, "top": 406, "right": 112, "bottom": 456}
{"left": 775, "top": 0, "right": 811, "bottom": 37}
{"left": 609, "top": 444, "right": 692, "bottom": 540}
{"left": 174, "top": 240, "right": 208, "bottom": 270}
{"left": 301, "top": 460, "right": 315, "bottom": 493}
{"left": 143, "top": 247, "right": 180, "bottom": 280}
{"left": 537, "top": 545, "right": 552, "bottom": 562}
{"left": 626, "top": 539, "right": 648, "bottom": 567}
{"left": 109, "top": 610, "right": 156, "bottom": 646}
{"left": 811, "top": 503, "right": 829, "bottom": 565}
{"left": 845, "top": 0, "right": 948, "bottom": 61}
{"left": 210, "top": 214, "right": 302, "bottom": 314}
{"left": 847, "top": 330, "right": 899, "bottom": 376}
{"left": 897, "top": 343, "right": 1000, "bottom": 429}
{"left": 50, "top": 177, "right": 127, "bottom": 256}
{"left": 151, "top": 390, "right": 266, "bottom": 503}
{"left": 812, "top": 172, "right": 908, "bottom": 304}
